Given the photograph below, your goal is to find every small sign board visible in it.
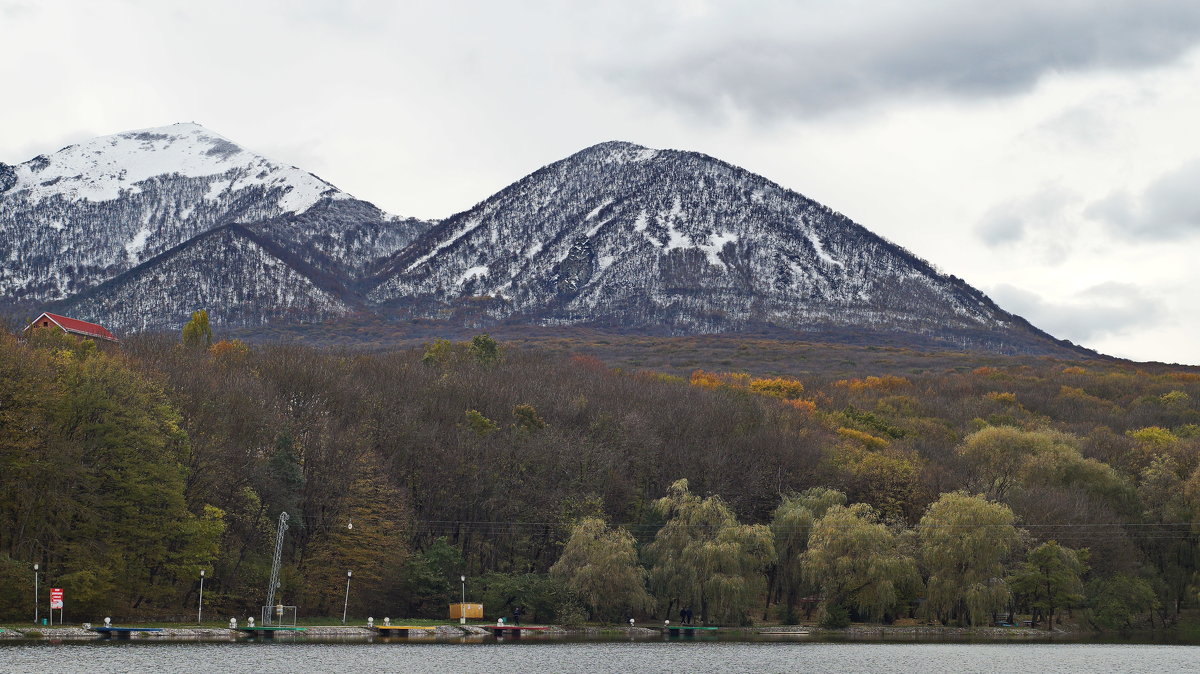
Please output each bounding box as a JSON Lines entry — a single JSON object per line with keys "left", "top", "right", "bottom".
{"left": 50, "top": 588, "right": 63, "bottom": 609}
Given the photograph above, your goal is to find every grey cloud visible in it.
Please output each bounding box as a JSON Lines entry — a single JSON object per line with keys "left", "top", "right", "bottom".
{"left": 602, "top": 1, "right": 1200, "bottom": 120}
{"left": 990, "top": 282, "right": 1165, "bottom": 343}
{"left": 1087, "top": 159, "right": 1200, "bottom": 239}
{"left": 975, "top": 186, "right": 1078, "bottom": 256}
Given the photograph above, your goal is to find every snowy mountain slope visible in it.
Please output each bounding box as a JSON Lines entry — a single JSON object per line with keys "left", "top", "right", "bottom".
{"left": 244, "top": 199, "right": 434, "bottom": 283}
{"left": 55, "top": 224, "right": 357, "bottom": 332}
{"left": 368, "top": 141, "right": 1065, "bottom": 352}
{"left": 0, "top": 123, "right": 425, "bottom": 304}
{"left": 2, "top": 126, "right": 1083, "bottom": 355}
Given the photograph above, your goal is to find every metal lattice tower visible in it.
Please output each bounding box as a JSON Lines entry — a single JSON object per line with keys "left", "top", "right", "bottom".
{"left": 264, "top": 511, "right": 289, "bottom": 623}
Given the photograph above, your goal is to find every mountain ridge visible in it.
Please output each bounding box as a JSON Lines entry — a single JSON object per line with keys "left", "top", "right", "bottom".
{"left": 3, "top": 124, "right": 1090, "bottom": 357}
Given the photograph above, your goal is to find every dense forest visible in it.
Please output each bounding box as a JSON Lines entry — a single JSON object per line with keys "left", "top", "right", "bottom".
{"left": 2, "top": 320, "right": 1199, "bottom": 631}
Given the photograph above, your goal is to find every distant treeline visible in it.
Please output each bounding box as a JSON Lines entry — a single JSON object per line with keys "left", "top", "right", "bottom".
{"left": 1, "top": 327, "right": 1198, "bottom": 629}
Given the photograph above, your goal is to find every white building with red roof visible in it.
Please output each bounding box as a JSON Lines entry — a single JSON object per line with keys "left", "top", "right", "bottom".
{"left": 23, "top": 312, "right": 119, "bottom": 343}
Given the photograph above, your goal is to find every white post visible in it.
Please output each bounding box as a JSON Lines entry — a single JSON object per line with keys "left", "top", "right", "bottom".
{"left": 198, "top": 569, "right": 205, "bottom": 624}
{"left": 342, "top": 570, "right": 352, "bottom": 624}
{"left": 33, "top": 563, "right": 38, "bottom": 625}
{"left": 460, "top": 575, "right": 466, "bottom": 624}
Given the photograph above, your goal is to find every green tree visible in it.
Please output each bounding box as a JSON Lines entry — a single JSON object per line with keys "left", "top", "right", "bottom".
{"left": 959, "top": 426, "right": 1129, "bottom": 505}
{"left": 512, "top": 404, "right": 547, "bottom": 432}
{"left": 464, "top": 409, "right": 499, "bottom": 436}
{"left": 181, "top": 309, "right": 213, "bottom": 349}
{"left": 1087, "top": 574, "right": 1159, "bottom": 631}
{"left": 770, "top": 488, "right": 846, "bottom": 622}
{"left": 1009, "top": 540, "right": 1089, "bottom": 631}
{"left": 918, "top": 492, "right": 1019, "bottom": 626}
{"left": 469, "top": 334, "right": 501, "bottom": 365}
{"left": 550, "top": 517, "right": 652, "bottom": 621}
{"left": 398, "top": 537, "right": 465, "bottom": 617}
{"left": 645, "top": 479, "right": 775, "bottom": 624}
{"left": 801, "top": 503, "right": 919, "bottom": 622}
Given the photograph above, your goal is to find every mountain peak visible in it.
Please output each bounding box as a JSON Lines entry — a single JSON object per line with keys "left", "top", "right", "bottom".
{"left": 8, "top": 122, "right": 344, "bottom": 211}
{"left": 572, "top": 140, "right": 662, "bottom": 164}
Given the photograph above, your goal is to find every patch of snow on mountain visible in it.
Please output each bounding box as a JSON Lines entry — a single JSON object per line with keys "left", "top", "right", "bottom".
{"left": 585, "top": 199, "right": 614, "bottom": 220}
{"left": 406, "top": 215, "right": 483, "bottom": 272}
{"left": 632, "top": 210, "right": 649, "bottom": 232}
{"left": 459, "top": 265, "right": 489, "bottom": 285}
{"left": 125, "top": 226, "right": 152, "bottom": 263}
{"left": 805, "top": 230, "right": 843, "bottom": 267}
{"left": 698, "top": 231, "right": 737, "bottom": 268}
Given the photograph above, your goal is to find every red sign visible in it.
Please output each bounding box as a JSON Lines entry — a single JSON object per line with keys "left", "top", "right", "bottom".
{"left": 50, "top": 588, "right": 63, "bottom": 609}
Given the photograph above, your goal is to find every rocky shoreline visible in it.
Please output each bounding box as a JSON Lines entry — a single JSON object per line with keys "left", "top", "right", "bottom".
{"left": 0, "top": 623, "right": 1063, "bottom": 642}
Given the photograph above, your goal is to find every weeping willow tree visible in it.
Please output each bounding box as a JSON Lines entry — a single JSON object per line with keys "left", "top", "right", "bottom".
{"left": 770, "top": 487, "right": 846, "bottom": 622}
{"left": 801, "top": 503, "right": 919, "bottom": 623}
{"left": 918, "top": 492, "right": 1020, "bottom": 626}
{"left": 645, "top": 479, "right": 775, "bottom": 624}
{"left": 550, "top": 517, "right": 652, "bottom": 621}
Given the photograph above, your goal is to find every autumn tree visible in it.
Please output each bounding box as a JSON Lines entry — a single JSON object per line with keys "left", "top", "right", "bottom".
{"left": 918, "top": 492, "right": 1020, "bottom": 626}
{"left": 181, "top": 309, "right": 213, "bottom": 349}
{"left": 550, "top": 517, "right": 652, "bottom": 621}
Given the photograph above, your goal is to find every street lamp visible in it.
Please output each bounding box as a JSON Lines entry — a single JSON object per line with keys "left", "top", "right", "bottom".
{"left": 197, "top": 569, "right": 205, "bottom": 625}
{"left": 460, "top": 575, "right": 466, "bottom": 625}
{"left": 33, "top": 563, "right": 38, "bottom": 625}
{"left": 342, "top": 571, "right": 352, "bottom": 624}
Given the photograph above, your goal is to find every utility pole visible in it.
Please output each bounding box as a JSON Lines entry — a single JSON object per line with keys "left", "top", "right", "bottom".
{"left": 342, "top": 571, "right": 352, "bottom": 624}
{"left": 33, "top": 563, "right": 38, "bottom": 625}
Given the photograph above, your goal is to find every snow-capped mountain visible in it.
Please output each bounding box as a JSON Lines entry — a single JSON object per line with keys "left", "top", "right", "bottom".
{"left": 1, "top": 125, "right": 1083, "bottom": 355}
{"left": 369, "top": 141, "right": 1071, "bottom": 353}
{"left": 0, "top": 123, "right": 428, "bottom": 307}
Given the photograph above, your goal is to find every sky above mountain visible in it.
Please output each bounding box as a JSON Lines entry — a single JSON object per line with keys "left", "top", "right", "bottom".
{"left": 3, "top": 0, "right": 1198, "bottom": 364}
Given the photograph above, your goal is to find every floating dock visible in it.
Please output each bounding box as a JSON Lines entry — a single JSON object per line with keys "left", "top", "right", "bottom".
{"left": 373, "top": 626, "right": 432, "bottom": 637}
{"left": 234, "top": 626, "right": 306, "bottom": 639}
{"left": 483, "top": 625, "right": 550, "bottom": 638}
{"left": 91, "top": 627, "right": 164, "bottom": 639}
{"left": 662, "top": 625, "right": 719, "bottom": 637}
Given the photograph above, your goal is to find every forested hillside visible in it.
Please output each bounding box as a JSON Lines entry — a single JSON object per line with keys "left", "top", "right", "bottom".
{"left": 1, "top": 328, "right": 1198, "bottom": 630}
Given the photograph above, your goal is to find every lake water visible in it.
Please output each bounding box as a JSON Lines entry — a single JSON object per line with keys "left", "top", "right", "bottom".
{"left": 2, "top": 639, "right": 1198, "bottom": 673}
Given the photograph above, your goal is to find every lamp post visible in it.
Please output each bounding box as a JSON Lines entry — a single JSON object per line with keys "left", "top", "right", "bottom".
{"left": 33, "top": 563, "right": 39, "bottom": 625}
{"left": 460, "top": 575, "right": 466, "bottom": 625}
{"left": 342, "top": 571, "right": 352, "bottom": 624}
{"left": 197, "top": 569, "right": 205, "bottom": 625}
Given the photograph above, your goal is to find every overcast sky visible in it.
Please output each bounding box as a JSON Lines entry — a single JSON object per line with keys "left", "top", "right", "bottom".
{"left": 3, "top": 0, "right": 1199, "bottom": 364}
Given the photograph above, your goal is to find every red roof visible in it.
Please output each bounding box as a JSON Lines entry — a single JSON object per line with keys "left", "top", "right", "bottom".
{"left": 24, "top": 312, "right": 119, "bottom": 342}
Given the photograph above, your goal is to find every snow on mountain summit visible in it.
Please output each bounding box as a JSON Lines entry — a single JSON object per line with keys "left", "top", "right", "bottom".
{"left": 0, "top": 122, "right": 393, "bottom": 306}
{"left": 10, "top": 122, "right": 347, "bottom": 213}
